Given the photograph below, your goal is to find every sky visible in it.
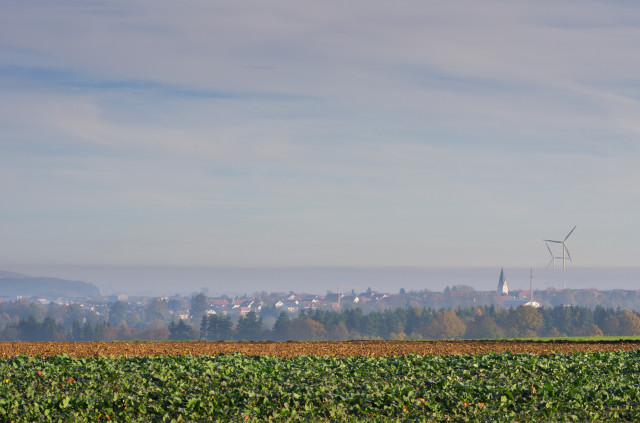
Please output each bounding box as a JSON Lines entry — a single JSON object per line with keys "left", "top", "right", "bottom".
{"left": 2, "top": 1, "right": 640, "bottom": 292}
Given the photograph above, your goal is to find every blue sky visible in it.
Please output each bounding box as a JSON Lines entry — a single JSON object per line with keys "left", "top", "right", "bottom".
{"left": 2, "top": 0, "right": 640, "bottom": 272}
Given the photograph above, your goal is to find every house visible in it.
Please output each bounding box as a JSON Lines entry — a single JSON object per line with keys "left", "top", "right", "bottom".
{"left": 341, "top": 295, "right": 359, "bottom": 304}
{"left": 211, "top": 298, "right": 230, "bottom": 308}
{"left": 235, "top": 299, "right": 261, "bottom": 316}
{"left": 286, "top": 301, "right": 299, "bottom": 313}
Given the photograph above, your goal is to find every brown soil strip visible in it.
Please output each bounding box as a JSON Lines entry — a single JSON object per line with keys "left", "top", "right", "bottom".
{"left": 1, "top": 340, "right": 640, "bottom": 358}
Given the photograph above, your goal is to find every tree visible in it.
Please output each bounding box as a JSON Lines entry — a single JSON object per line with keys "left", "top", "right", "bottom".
{"left": 289, "top": 318, "right": 328, "bottom": 341}
{"left": 381, "top": 309, "right": 405, "bottom": 339}
{"left": 465, "top": 316, "right": 504, "bottom": 339}
{"left": 144, "top": 299, "right": 169, "bottom": 327}
{"left": 168, "top": 319, "right": 195, "bottom": 340}
{"left": 63, "top": 304, "right": 85, "bottom": 329}
{"left": 618, "top": 311, "right": 640, "bottom": 336}
{"left": 506, "top": 306, "right": 543, "bottom": 338}
{"left": 566, "top": 307, "right": 595, "bottom": 337}
{"left": 108, "top": 301, "right": 127, "bottom": 327}
{"left": 93, "top": 321, "right": 117, "bottom": 341}
{"left": 14, "top": 316, "right": 64, "bottom": 341}
{"left": 593, "top": 305, "right": 609, "bottom": 329}
{"left": 82, "top": 320, "right": 95, "bottom": 341}
{"left": 206, "top": 314, "right": 233, "bottom": 341}
{"left": 16, "top": 316, "right": 40, "bottom": 341}
{"left": 200, "top": 315, "right": 208, "bottom": 340}
{"left": 236, "top": 311, "right": 263, "bottom": 341}
{"left": 273, "top": 311, "right": 291, "bottom": 341}
{"left": 405, "top": 307, "right": 424, "bottom": 336}
{"left": 41, "top": 317, "right": 63, "bottom": 341}
{"left": 118, "top": 322, "right": 134, "bottom": 340}
{"left": 426, "top": 310, "right": 466, "bottom": 339}
{"left": 190, "top": 293, "right": 209, "bottom": 323}
{"left": 602, "top": 313, "right": 620, "bottom": 335}
{"left": 343, "top": 308, "right": 366, "bottom": 335}
{"left": 545, "top": 306, "right": 572, "bottom": 336}
{"left": 46, "top": 303, "right": 66, "bottom": 325}
{"left": 329, "top": 321, "right": 349, "bottom": 340}
{"left": 71, "top": 320, "right": 83, "bottom": 341}
{"left": 167, "top": 296, "right": 188, "bottom": 312}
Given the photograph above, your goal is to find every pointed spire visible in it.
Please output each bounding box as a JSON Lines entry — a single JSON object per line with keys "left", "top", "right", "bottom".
{"left": 498, "top": 267, "right": 508, "bottom": 296}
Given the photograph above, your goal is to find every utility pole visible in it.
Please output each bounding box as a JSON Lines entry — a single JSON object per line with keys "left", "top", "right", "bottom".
{"left": 530, "top": 268, "right": 534, "bottom": 305}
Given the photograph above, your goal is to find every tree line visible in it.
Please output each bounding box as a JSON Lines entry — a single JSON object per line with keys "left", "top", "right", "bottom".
{"left": 198, "top": 305, "right": 640, "bottom": 341}
{"left": 4, "top": 303, "right": 639, "bottom": 341}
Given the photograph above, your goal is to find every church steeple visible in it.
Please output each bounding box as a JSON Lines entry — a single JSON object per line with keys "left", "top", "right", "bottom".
{"left": 498, "top": 268, "right": 508, "bottom": 296}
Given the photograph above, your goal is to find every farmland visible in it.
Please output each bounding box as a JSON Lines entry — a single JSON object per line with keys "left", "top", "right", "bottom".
{"left": 2, "top": 339, "right": 640, "bottom": 358}
{"left": 1, "top": 341, "right": 640, "bottom": 421}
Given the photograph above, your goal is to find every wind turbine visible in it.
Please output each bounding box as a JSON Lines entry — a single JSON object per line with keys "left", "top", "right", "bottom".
{"left": 545, "top": 243, "right": 567, "bottom": 269}
{"left": 543, "top": 225, "right": 576, "bottom": 289}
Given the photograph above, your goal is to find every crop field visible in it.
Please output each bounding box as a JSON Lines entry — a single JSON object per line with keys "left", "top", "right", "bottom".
{"left": 1, "top": 341, "right": 640, "bottom": 421}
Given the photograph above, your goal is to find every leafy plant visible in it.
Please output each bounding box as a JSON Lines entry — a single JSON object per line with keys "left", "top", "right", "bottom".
{"left": 1, "top": 350, "right": 640, "bottom": 421}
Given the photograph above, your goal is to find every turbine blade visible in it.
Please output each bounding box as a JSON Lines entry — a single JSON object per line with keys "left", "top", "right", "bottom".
{"left": 546, "top": 243, "right": 554, "bottom": 257}
{"left": 543, "top": 239, "right": 562, "bottom": 243}
{"left": 564, "top": 225, "right": 577, "bottom": 241}
{"left": 564, "top": 245, "right": 572, "bottom": 261}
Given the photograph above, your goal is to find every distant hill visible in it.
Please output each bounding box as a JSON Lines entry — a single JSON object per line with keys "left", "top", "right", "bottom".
{"left": 0, "top": 270, "right": 29, "bottom": 279}
{"left": 0, "top": 271, "right": 100, "bottom": 298}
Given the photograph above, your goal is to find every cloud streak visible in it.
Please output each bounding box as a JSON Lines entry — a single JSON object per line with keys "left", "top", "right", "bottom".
{"left": 1, "top": 1, "right": 640, "bottom": 270}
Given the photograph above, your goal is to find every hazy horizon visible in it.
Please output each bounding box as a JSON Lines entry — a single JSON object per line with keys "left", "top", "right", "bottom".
{"left": 4, "top": 264, "right": 639, "bottom": 297}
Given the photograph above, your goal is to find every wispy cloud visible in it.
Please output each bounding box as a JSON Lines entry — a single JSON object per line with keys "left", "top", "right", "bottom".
{"left": 1, "top": 1, "right": 640, "bottom": 269}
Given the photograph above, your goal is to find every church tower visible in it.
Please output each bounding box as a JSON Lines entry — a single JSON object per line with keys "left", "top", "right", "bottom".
{"left": 497, "top": 268, "right": 508, "bottom": 296}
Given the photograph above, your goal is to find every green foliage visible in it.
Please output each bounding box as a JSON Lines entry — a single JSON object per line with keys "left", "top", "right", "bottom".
{"left": 5, "top": 303, "right": 640, "bottom": 342}
{"left": 189, "top": 293, "right": 209, "bottom": 322}
{"left": 108, "top": 301, "right": 127, "bottom": 328}
{"left": 201, "top": 314, "right": 233, "bottom": 341}
{"left": 168, "top": 319, "right": 195, "bottom": 341}
{"left": 2, "top": 350, "right": 640, "bottom": 421}
{"left": 12, "top": 316, "right": 64, "bottom": 341}
{"left": 236, "top": 311, "right": 263, "bottom": 341}
{"left": 273, "top": 311, "right": 291, "bottom": 341}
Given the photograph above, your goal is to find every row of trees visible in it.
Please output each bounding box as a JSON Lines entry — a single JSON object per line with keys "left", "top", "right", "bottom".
{"left": 3, "top": 304, "right": 640, "bottom": 341}
{"left": 0, "top": 317, "right": 173, "bottom": 342}
{"left": 196, "top": 305, "right": 640, "bottom": 341}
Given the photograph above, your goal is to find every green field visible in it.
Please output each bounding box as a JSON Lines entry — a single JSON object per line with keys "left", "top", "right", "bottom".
{"left": 504, "top": 335, "right": 640, "bottom": 342}
{"left": 2, "top": 351, "right": 640, "bottom": 422}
